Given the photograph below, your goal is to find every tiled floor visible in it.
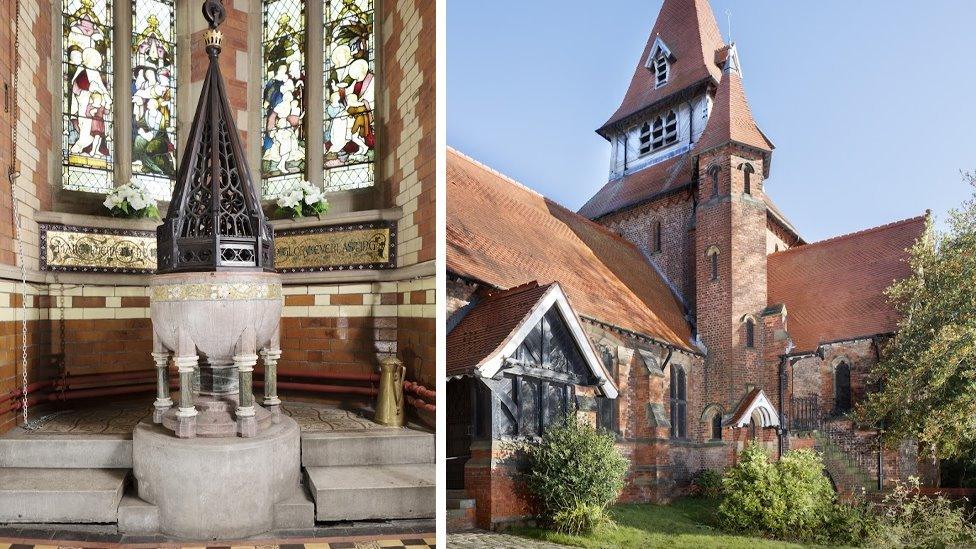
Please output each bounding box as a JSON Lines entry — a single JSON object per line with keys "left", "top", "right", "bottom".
{"left": 17, "top": 400, "right": 394, "bottom": 437}
{"left": 0, "top": 536, "right": 435, "bottom": 548}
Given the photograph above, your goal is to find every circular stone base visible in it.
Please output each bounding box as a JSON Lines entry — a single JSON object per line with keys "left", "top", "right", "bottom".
{"left": 161, "top": 395, "right": 273, "bottom": 437}
{"left": 132, "top": 416, "right": 301, "bottom": 540}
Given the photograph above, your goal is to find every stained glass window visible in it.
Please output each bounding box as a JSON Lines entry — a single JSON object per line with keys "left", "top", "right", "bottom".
{"left": 261, "top": 0, "right": 307, "bottom": 198}
{"left": 323, "top": 0, "right": 375, "bottom": 191}
{"left": 131, "top": 0, "right": 177, "bottom": 201}
{"left": 62, "top": 0, "right": 115, "bottom": 194}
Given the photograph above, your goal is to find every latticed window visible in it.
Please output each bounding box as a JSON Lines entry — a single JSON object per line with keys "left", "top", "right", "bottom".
{"left": 669, "top": 366, "right": 687, "bottom": 439}
{"left": 261, "top": 0, "right": 377, "bottom": 198}
{"left": 323, "top": 0, "right": 376, "bottom": 192}
{"left": 62, "top": 0, "right": 116, "bottom": 195}
{"left": 261, "top": 0, "right": 307, "bottom": 198}
{"left": 131, "top": 0, "right": 177, "bottom": 200}
{"left": 596, "top": 347, "right": 619, "bottom": 434}
{"left": 653, "top": 51, "right": 668, "bottom": 87}
{"left": 61, "top": 0, "right": 178, "bottom": 200}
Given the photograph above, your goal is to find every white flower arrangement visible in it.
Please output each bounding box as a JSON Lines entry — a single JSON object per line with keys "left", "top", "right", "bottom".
{"left": 102, "top": 180, "right": 160, "bottom": 219}
{"left": 275, "top": 179, "right": 330, "bottom": 219}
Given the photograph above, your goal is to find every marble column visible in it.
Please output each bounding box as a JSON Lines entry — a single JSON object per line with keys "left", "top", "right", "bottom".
{"left": 173, "top": 355, "right": 199, "bottom": 438}
{"left": 151, "top": 351, "right": 173, "bottom": 424}
{"left": 235, "top": 353, "right": 258, "bottom": 437}
{"left": 261, "top": 348, "right": 282, "bottom": 423}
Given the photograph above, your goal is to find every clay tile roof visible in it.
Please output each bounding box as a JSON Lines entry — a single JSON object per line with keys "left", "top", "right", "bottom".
{"left": 577, "top": 153, "right": 693, "bottom": 220}
{"left": 599, "top": 0, "right": 726, "bottom": 135}
{"left": 694, "top": 61, "right": 774, "bottom": 158}
{"left": 768, "top": 215, "right": 927, "bottom": 354}
{"left": 446, "top": 281, "right": 553, "bottom": 377}
{"left": 448, "top": 148, "right": 694, "bottom": 352}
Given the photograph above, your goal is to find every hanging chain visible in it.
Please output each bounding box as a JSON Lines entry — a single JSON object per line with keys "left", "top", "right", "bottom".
{"left": 8, "top": 0, "right": 36, "bottom": 429}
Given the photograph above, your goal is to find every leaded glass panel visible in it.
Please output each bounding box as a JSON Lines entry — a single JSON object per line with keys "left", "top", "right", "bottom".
{"left": 131, "top": 0, "right": 177, "bottom": 201}
{"left": 262, "top": 0, "right": 307, "bottom": 198}
{"left": 62, "top": 0, "right": 114, "bottom": 194}
{"left": 323, "top": 0, "right": 375, "bottom": 191}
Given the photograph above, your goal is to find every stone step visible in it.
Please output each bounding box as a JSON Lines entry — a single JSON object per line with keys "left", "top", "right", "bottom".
{"left": 0, "top": 468, "right": 128, "bottom": 523}
{"left": 305, "top": 464, "right": 434, "bottom": 521}
{"left": 274, "top": 484, "right": 316, "bottom": 529}
{"left": 301, "top": 429, "right": 434, "bottom": 467}
{"left": 117, "top": 490, "right": 159, "bottom": 534}
{"left": 0, "top": 431, "right": 132, "bottom": 468}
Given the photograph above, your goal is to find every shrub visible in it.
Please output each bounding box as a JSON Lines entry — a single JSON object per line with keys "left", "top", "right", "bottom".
{"left": 867, "top": 477, "right": 976, "bottom": 548}
{"left": 691, "top": 468, "right": 724, "bottom": 499}
{"left": 718, "top": 443, "right": 857, "bottom": 544}
{"left": 523, "top": 413, "right": 629, "bottom": 535}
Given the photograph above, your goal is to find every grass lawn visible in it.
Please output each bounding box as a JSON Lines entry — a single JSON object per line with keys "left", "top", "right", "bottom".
{"left": 510, "top": 497, "right": 823, "bottom": 548}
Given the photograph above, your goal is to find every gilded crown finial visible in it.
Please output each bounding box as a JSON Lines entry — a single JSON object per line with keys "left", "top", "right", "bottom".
{"left": 204, "top": 28, "right": 223, "bottom": 48}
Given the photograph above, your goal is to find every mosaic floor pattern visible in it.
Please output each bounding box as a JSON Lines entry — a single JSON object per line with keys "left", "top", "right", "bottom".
{"left": 0, "top": 537, "right": 435, "bottom": 549}
{"left": 18, "top": 401, "right": 390, "bottom": 436}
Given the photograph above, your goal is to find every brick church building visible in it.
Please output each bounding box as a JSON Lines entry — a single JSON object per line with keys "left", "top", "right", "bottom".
{"left": 446, "top": 0, "right": 931, "bottom": 530}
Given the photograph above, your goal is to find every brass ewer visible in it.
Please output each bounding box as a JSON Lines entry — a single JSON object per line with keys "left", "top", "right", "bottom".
{"left": 374, "top": 356, "right": 406, "bottom": 427}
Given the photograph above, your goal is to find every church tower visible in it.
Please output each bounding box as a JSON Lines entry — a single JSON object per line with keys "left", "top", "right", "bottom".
{"left": 580, "top": 0, "right": 728, "bottom": 307}
{"left": 693, "top": 45, "right": 775, "bottom": 418}
{"left": 582, "top": 0, "right": 782, "bottom": 439}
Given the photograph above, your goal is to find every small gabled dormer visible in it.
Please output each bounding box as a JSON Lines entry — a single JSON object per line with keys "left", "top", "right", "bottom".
{"left": 646, "top": 36, "right": 676, "bottom": 89}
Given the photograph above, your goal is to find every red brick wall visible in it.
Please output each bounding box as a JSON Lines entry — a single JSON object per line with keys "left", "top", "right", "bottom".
{"left": 602, "top": 193, "right": 696, "bottom": 304}
{"left": 695, "top": 146, "right": 770, "bottom": 420}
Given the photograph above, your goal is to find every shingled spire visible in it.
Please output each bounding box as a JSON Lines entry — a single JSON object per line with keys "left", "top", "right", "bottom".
{"left": 598, "top": 0, "right": 726, "bottom": 138}
{"left": 156, "top": 0, "right": 274, "bottom": 274}
{"left": 693, "top": 44, "right": 774, "bottom": 173}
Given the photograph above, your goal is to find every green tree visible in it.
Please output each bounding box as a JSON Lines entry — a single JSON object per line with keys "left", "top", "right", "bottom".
{"left": 857, "top": 172, "right": 976, "bottom": 460}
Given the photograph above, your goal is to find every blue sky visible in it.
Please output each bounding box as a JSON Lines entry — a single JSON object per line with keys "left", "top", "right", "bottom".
{"left": 447, "top": 0, "right": 976, "bottom": 242}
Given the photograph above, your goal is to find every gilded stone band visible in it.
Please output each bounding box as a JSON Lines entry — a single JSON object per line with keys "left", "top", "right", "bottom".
{"left": 151, "top": 282, "right": 283, "bottom": 302}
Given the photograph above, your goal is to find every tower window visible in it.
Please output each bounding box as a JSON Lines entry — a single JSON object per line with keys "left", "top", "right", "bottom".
{"left": 708, "top": 165, "right": 720, "bottom": 197}
{"left": 745, "top": 318, "right": 755, "bottom": 348}
{"left": 652, "top": 220, "right": 662, "bottom": 252}
{"left": 707, "top": 247, "right": 720, "bottom": 280}
{"left": 669, "top": 366, "right": 687, "bottom": 439}
{"left": 740, "top": 163, "right": 756, "bottom": 195}
{"left": 653, "top": 51, "right": 669, "bottom": 87}
{"left": 639, "top": 122, "right": 651, "bottom": 155}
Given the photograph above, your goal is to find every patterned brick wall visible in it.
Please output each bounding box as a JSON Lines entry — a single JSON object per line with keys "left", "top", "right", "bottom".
{"left": 0, "top": 281, "right": 52, "bottom": 434}
{"left": 0, "top": 0, "right": 15, "bottom": 266}
{"left": 381, "top": 0, "right": 435, "bottom": 267}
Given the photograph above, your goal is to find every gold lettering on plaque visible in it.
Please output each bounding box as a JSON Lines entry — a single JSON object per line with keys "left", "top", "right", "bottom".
{"left": 45, "top": 230, "right": 157, "bottom": 270}
{"left": 276, "top": 228, "right": 390, "bottom": 269}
